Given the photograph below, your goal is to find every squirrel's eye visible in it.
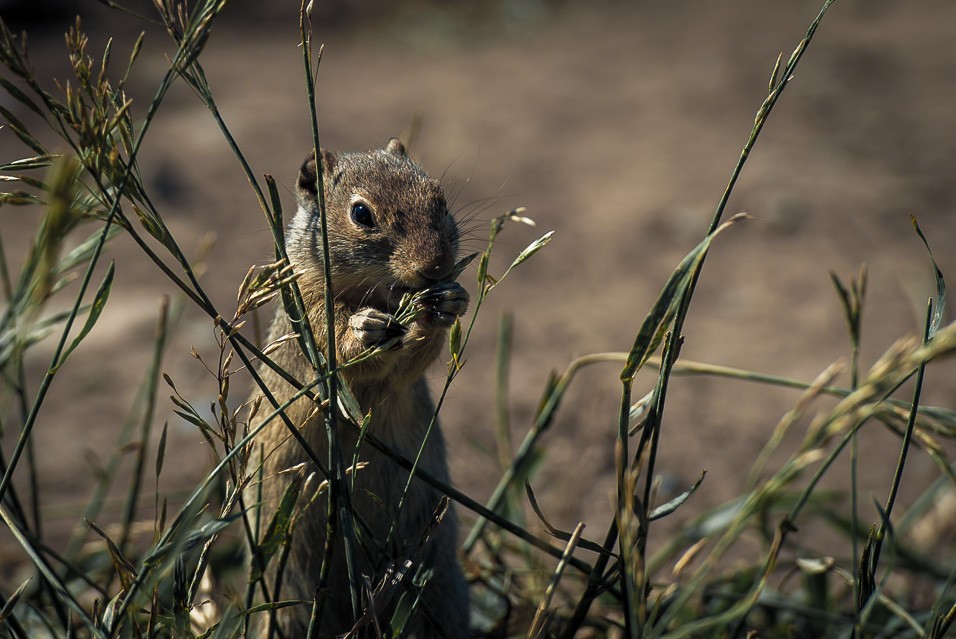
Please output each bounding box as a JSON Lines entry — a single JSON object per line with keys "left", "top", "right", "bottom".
{"left": 350, "top": 202, "right": 375, "bottom": 228}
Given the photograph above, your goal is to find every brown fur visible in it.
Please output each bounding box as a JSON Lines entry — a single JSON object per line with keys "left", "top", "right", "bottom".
{"left": 249, "top": 140, "right": 469, "bottom": 638}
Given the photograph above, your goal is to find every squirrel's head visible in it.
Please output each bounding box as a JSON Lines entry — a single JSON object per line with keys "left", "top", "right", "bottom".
{"left": 289, "top": 138, "right": 460, "bottom": 310}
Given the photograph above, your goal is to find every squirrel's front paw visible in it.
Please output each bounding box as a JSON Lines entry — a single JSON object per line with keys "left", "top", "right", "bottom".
{"left": 417, "top": 282, "right": 470, "bottom": 327}
{"left": 349, "top": 308, "right": 407, "bottom": 351}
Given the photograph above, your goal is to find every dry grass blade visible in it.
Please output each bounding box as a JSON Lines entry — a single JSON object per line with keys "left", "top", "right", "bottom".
{"left": 85, "top": 518, "right": 138, "bottom": 589}
{"left": 528, "top": 522, "right": 585, "bottom": 637}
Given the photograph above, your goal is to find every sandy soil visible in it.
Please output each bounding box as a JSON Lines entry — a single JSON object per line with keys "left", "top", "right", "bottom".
{"left": 2, "top": 0, "right": 955, "bottom": 583}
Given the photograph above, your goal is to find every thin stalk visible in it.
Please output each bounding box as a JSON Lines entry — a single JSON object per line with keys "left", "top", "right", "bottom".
{"left": 0, "top": 373, "right": 31, "bottom": 528}
{"left": 869, "top": 300, "right": 933, "bottom": 585}
{"left": 616, "top": 358, "right": 636, "bottom": 638}
{"left": 269, "top": 521, "right": 295, "bottom": 639}
{"left": 634, "top": 334, "right": 681, "bottom": 634}
{"left": 849, "top": 357, "right": 860, "bottom": 534}
{"left": 244, "top": 446, "right": 272, "bottom": 634}
{"left": 0, "top": 225, "right": 11, "bottom": 298}
{"left": 850, "top": 314, "right": 862, "bottom": 635}
{"left": 18, "top": 359, "right": 41, "bottom": 539}
{"left": 306, "top": 591, "right": 321, "bottom": 639}
{"left": 186, "top": 481, "right": 245, "bottom": 617}
{"left": 832, "top": 267, "right": 867, "bottom": 636}
{"left": 299, "top": 1, "right": 361, "bottom": 621}
{"left": 118, "top": 297, "right": 169, "bottom": 556}
{"left": 495, "top": 312, "right": 513, "bottom": 472}
{"left": 706, "top": 0, "right": 837, "bottom": 239}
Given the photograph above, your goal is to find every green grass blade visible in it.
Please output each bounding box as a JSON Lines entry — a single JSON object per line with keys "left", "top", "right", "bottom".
{"left": 53, "top": 260, "right": 114, "bottom": 371}
{"left": 911, "top": 215, "right": 946, "bottom": 339}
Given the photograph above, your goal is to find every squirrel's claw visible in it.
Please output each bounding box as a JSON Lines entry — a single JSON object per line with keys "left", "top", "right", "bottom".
{"left": 349, "top": 308, "right": 408, "bottom": 351}
{"left": 417, "top": 282, "right": 470, "bottom": 326}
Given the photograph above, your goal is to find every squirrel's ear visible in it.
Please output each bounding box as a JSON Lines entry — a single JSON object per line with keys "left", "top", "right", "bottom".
{"left": 385, "top": 137, "right": 407, "bottom": 157}
{"left": 297, "top": 148, "right": 337, "bottom": 201}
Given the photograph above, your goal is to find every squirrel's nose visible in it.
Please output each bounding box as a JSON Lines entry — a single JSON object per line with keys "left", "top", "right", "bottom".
{"left": 418, "top": 251, "right": 455, "bottom": 284}
{"left": 418, "top": 255, "right": 454, "bottom": 283}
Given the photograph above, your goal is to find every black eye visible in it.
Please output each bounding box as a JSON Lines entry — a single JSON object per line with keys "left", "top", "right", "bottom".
{"left": 350, "top": 202, "right": 375, "bottom": 228}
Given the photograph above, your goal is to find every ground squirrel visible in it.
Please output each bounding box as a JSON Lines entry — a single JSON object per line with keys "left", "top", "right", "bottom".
{"left": 249, "top": 139, "right": 470, "bottom": 638}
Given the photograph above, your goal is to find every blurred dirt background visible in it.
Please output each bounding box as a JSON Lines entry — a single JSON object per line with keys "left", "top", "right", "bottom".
{"left": 2, "top": 0, "right": 956, "bottom": 581}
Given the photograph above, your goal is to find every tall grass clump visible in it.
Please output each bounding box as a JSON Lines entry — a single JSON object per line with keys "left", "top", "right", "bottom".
{"left": 0, "top": 0, "right": 953, "bottom": 637}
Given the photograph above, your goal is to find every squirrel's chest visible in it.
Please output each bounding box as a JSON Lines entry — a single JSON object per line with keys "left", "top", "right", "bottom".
{"left": 336, "top": 389, "right": 451, "bottom": 536}
{"left": 329, "top": 381, "right": 448, "bottom": 476}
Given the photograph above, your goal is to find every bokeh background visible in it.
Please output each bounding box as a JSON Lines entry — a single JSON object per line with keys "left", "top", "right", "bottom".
{"left": 3, "top": 0, "right": 956, "bottom": 581}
